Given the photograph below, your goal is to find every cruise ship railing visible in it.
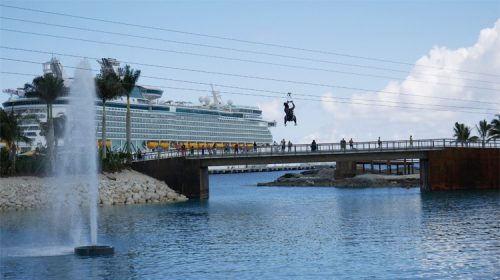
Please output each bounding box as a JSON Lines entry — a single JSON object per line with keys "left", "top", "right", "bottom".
{"left": 134, "top": 138, "right": 500, "bottom": 161}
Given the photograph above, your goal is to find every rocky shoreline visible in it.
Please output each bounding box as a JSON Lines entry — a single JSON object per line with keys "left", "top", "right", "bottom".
{"left": 0, "top": 169, "right": 188, "bottom": 211}
{"left": 257, "top": 167, "right": 420, "bottom": 188}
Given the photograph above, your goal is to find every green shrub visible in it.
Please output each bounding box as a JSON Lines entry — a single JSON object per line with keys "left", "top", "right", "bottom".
{"left": 15, "top": 155, "right": 47, "bottom": 176}
{"left": 0, "top": 147, "right": 11, "bottom": 176}
{"left": 101, "top": 151, "right": 128, "bottom": 173}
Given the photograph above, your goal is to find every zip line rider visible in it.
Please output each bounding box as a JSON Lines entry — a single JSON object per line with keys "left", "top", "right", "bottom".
{"left": 284, "top": 92, "right": 297, "bottom": 126}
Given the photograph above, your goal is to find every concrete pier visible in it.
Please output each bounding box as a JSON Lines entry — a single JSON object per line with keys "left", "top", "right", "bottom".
{"left": 420, "top": 148, "right": 500, "bottom": 191}
{"left": 334, "top": 161, "right": 357, "bottom": 179}
{"left": 132, "top": 158, "right": 209, "bottom": 199}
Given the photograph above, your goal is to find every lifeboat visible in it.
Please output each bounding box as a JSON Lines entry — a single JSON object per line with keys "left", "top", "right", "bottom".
{"left": 188, "top": 142, "right": 207, "bottom": 149}
{"left": 198, "top": 143, "right": 208, "bottom": 149}
{"left": 159, "top": 141, "right": 169, "bottom": 149}
{"left": 147, "top": 141, "right": 159, "bottom": 149}
{"left": 215, "top": 143, "right": 226, "bottom": 149}
{"left": 0, "top": 141, "right": 8, "bottom": 149}
{"left": 231, "top": 143, "right": 244, "bottom": 149}
{"left": 97, "top": 139, "right": 111, "bottom": 148}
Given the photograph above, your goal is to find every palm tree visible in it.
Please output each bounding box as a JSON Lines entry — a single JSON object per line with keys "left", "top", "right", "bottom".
{"left": 453, "top": 122, "right": 477, "bottom": 146}
{"left": 476, "top": 119, "right": 491, "bottom": 147}
{"left": 120, "top": 65, "right": 141, "bottom": 163}
{"left": 96, "top": 70, "right": 123, "bottom": 160}
{"left": 24, "top": 73, "right": 66, "bottom": 173}
{"left": 488, "top": 114, "right": 500, "bottom": 140}
{"left": 52, "top": 113, "right": 66, "bottom": 148}
{"left": 0, "top": 108, "right": 32, "bottom": 174}
{"left": 39, "top": 112, "right": 66, "bottom": 148}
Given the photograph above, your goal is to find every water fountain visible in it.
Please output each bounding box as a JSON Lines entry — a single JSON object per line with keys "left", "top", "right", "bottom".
{"left": 57, "top": 59, "right": 113, "bottom": 256}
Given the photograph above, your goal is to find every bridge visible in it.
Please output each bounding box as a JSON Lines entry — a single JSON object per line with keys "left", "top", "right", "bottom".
{"left": 131, "top": 138, "right": 500, "bottom": 199}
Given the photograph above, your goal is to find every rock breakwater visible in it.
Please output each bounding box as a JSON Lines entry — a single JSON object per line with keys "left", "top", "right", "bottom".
{"left": 257, "top": 167, "right": 420, "bottom": 188}
{"left": 0, "top": 169, "right": 187, "bottom": 211}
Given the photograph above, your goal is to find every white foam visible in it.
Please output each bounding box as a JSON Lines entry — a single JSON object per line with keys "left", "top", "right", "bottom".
{"left": 2, "top": 246, "right": 74, "bottom": 257}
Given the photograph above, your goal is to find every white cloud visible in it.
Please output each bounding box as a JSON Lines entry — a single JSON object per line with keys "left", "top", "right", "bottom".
{"left": 309, "top": 19, "right": 500, "bottom": 142}
{"left": 258, "top": 98, "right": 282, "bottom": 123}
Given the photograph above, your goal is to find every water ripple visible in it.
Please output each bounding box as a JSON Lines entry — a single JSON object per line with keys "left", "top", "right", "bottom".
{"left": 1, "top": 172, "right": 499, "bottom": 279}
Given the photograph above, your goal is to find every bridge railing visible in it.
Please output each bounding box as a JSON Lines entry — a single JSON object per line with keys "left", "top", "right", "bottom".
{"left": 133, "top": 138, "right": 500, "bottom": 161}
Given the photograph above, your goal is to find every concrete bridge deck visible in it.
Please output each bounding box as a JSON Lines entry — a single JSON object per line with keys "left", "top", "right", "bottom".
{"left": 131, "top": 138, "right": 500, "bottom": 199}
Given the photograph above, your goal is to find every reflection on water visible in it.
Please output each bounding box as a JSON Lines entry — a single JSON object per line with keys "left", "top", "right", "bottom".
{"left": 1, "top": 172, "right": 499, "bottom": 279}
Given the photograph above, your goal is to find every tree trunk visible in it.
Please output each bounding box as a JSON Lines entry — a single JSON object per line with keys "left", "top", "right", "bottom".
{"left": 8, "top": 143, "right": 16, "bottom": 175}
{"left": 102, "top": 102, "right": 107, "bottom": 160}
{"left": 47, "top": 103, "right": 55, "bottom": 174}
{"left": 126, "top": 94, "right": 131, "bottom": 163}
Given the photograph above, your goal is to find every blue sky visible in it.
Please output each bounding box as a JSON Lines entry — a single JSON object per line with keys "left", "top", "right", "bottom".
{"left": 1, "top": 0, "right": 499, "bottom": 143}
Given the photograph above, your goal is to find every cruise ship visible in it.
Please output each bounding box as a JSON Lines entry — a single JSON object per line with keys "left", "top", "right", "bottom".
{"left": 2, "top": 58, "right": 276, "bottom": 152}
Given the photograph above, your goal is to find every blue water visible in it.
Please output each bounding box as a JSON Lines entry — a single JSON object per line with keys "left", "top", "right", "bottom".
{"left": 1, "top": 172, "right": 499, "bottom": 279}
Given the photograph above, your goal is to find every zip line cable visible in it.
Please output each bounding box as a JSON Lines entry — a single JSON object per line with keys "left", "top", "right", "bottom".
{"left": 1, "top": 17, "right": 497, "bottom": 87}
{"left": 1, "top": 70, "right": 495, "bottom": 116}
{"left": 0, "top": 20, "right": 498, "bottom": 87}
{"left": 145, "top": 85, "right": 497, "bottom": 115}
{"left": 1, "top": 55, "right": 499, "bottom": 107}
{"left": 1, "top": 3, "right": 498, "bottom": 78}
{"left": 4, "top": 47, "right": 498, "bottom": 107}
{"left": 1, "top": 64, "right": 498, "bottom": 113}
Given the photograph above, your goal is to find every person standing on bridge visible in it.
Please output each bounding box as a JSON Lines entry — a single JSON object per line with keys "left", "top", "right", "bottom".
{"left": 311, "top": 140, "right": 317, "bottom": 152}
{"left": 281, "top": 139, "right": 286, "bottom": 152}
{"left": 288, "top": 140, "right": 293, "bottom": 152}
{"left": 378, "top": 137, "right": 382, "bottom": 150}
{"left": 349, "top": 138, "right": 354, "bottom": 149}
{"left": 410, "top": 135, "right": 413, "bottom": 147}
{"left": 181, "top": 144, "right": 186, "bottom": 156}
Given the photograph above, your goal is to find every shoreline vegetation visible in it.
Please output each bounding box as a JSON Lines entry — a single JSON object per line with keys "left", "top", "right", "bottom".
{"left": 257, "top": 167, "right": 420, "bottom": 188}
{"left": 0, "top": 169, "right": 187, "bottom": 211}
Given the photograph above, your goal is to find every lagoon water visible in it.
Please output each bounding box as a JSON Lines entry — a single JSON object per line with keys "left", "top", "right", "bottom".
{"left": 1, "top": 171, "right": 499, "bottom": 279}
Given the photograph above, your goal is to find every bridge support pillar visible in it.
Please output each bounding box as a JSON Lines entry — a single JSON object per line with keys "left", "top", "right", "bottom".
{"left": 419, "top": 159, "right": 430, "bottom": 191}
{"left": 131, "top": 158, "right": 209, "bottom": 199}
{"left": 420, "top": 148, "right": 499, "bottom": 191}
{"left": 335, "top": 160, "right": 356, "bottom": 179}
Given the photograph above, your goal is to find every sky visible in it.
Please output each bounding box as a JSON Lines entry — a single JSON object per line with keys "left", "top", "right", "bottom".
{"left": 1, "top": 0, "right": 499, "bottom": 144}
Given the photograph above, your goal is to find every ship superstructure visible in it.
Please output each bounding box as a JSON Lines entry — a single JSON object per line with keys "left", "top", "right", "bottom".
{"left": 2, "top": 58, "right": 275, "bottom": 152}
